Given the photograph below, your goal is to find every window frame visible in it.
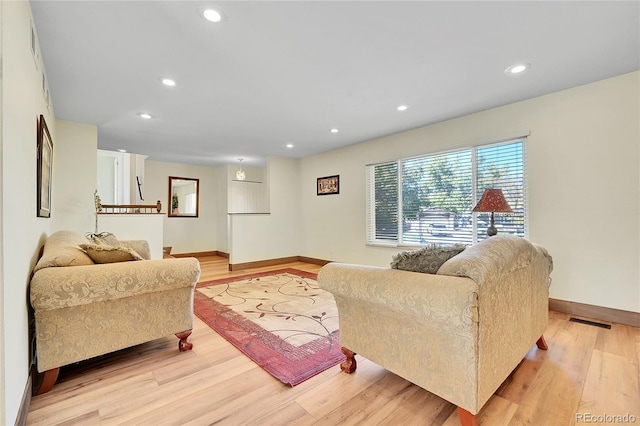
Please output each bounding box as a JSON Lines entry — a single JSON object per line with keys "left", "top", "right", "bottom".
{"left": 366, "top": 138, "right": 527, "bottom": 247}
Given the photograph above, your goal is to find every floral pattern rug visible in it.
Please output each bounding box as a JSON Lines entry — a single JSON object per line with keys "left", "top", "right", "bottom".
{"left": 194, "top": 268, "right": 344, "bottom": 386}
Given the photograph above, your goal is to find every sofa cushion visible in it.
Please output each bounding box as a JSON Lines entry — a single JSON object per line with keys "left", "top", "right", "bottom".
{"left": 34, "top": 231, "right": 95, "bottom": 272}
{"left": 391, "top": 244, "right": 466, "bottom": 274}
{"left": 79, "top": 243, "right": 144, "bottom": 264}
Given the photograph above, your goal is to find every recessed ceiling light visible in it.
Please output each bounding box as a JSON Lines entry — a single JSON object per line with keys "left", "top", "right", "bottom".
{"left": 397, "top": 105, "right": 408, "bottom": 111}
{"left": 203, "top": 9, "right": 222, "bottom": 22}
{"left": 161, "top": 78, "right": 176, "bottom": 86}
{"left": 117, "top": 149, "right": 127, "bottom": 153}
{"left": 138, "top": 113, "right": 153, "bottom": 119}
{"left": 330, "top": 128, "right": 339, "bottom": 133}
{"left": 505, "top": 63, "right": 530, "bottom": 75}
{"left": 286, "top": 144, "right": 294, "bottom": 148}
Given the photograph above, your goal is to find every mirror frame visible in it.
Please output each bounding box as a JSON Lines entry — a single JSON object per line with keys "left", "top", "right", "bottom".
{"left": 168, "top": 176, "right": 200, "bottom": 218}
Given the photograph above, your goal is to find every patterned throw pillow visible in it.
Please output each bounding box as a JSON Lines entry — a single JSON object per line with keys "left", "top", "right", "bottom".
{"left": 79, "top": 243, "right": 143, "bottom": 264}
{"left": 390, "top": 244, "right": 466, "bottom": 274}
{"left": 87, "top": 232, "right": 121, "bottom": 247}
{"left": 33, "top": 231, "right": 95, "bottom": 272}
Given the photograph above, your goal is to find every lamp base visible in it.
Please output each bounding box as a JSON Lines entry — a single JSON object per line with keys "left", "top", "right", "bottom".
{"left": 487, "top": 226, "right": 498, "bottom": 236}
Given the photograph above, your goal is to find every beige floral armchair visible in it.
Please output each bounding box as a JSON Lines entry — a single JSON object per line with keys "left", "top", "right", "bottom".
{"left": 29, "top": 231, "right": 201, "bottom": 394}
{"left": 318, "top": 235, "right": 552, "bottom": 426}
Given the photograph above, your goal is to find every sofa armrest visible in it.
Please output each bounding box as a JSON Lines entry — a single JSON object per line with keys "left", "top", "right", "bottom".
{"left": 318, "top": 262, "right": 479, "bottom": 330}
{"left": 30, "top": 257, "right": 201, "bottom": 311}
{"left": 532, "top": 243, "right": 554, "bottom": 275}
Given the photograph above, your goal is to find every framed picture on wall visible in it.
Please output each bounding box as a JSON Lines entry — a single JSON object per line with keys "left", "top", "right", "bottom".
{"left": 317, "top": 175, "right": 339, "bottom": 196}
{"left": 37, "top": 114, "right": 53, "bottom": 218}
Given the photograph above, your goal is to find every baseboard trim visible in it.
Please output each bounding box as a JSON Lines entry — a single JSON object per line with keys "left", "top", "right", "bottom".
{"left": 15, "top": 375, "right": 32, "bottom": 426}
{"left": 172, "top": 251, "right": 220, "bottom": 258}
{"left": 297, "top": 256, "right": 332, "bottom": 266}
{"left": 228, "top": 255, "right": 332, "bottom": 271}
{"left": 549, "top": 298, "right": 640, "bottom": 328}
{"left": 229, "top": 256, "right": 300, "bottom": 271}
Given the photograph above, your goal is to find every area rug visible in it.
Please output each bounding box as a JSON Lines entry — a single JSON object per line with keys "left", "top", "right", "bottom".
{"left": 193, "top": 268, "right": 344, "bottom": 386}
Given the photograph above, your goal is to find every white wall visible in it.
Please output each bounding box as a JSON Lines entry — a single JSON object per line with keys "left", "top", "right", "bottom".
{"left": 145, "top": 160, "right": 218, "bottom": 254}
{"left": 1, "top": 2, "right": 55, "bottom": 423}
{"left": 97, "top": 154, "right": 116, "bottom": 204}
{"left": 1, "top": 8, "right": 108, "bottom": 423}
{"left": 299, "top": 72, "right": 640, "bottom": 313}
{"left": 228, "top": 164, "right": 268, "bottom": 214}
{"left": 53, "top": 120, "right": 97, "bottom": 234}
{"left": 99, "top": 214, "right": 164, "bottom": 259}
{"left": 229, "top": 156, "right": 301, "bottom": 265}
{"left": 214, "top": 166, "right": 229, "bottom": 253}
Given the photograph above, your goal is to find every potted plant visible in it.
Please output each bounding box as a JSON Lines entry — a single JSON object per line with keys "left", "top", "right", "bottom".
{"left": 172, "top": 193, "right": 179, "bottom": 214}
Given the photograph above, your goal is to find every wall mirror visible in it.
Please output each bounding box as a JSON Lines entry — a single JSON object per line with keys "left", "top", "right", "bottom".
{"left": 168, "top": 176, "right": 199, "bottom": 217}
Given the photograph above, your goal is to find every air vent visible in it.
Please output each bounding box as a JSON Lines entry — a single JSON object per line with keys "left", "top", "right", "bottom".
{"left": 569, "top": 317, "right": 611, "bottom": 329}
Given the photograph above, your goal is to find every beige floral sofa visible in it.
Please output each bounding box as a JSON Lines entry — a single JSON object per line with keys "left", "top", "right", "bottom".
{"left": 29, "top": 230, "right": 201, "bottom": 394}
{"left": 318, "top": 235, "right": 552, "bottom": 426}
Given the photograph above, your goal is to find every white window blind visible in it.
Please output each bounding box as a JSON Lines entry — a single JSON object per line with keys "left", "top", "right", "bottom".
{"left": 366, "top": 139, "right": 526, "bottom": 246}
{"left": 475, "top": 141, "right": 526, "bottom": 242}
{"left": 366, "top": 162, "right": 398, "bottom": 242}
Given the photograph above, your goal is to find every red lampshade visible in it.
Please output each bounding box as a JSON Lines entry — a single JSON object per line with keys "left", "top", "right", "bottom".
{"left": 472, "top": 189, "right": 513, "bottom": 213}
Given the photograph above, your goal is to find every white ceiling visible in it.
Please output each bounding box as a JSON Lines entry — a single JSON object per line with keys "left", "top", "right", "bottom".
{"left": 30, "top": 1, "right": 640, "bottom": 168}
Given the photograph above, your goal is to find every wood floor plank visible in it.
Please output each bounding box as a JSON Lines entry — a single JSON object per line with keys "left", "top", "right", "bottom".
{"left": 442, "top": 395, "right": 520, "bottom": 426}
{"left": 294, "top": 358, "right": 388, "bottom": 417}
{"left": 509, "top": 316, "right": 599, "bottom": 425}
{"left": 377, "top": 387, "right": 456, "bottom": 426}
{"left": 475, "top": 395, "right": 519, "bottom": 426}
{"left": 26, "top": 256, "right": 640, "bottom": 426}
{"left": 100, "top": 353, "right": 260, "bottom": 425}
{"left": 144, "top": 365, "right": 289, "bottom": 425}
{"left": 28, "top": 373, "right": 158, "bottom": 425}
{"left": 494, "top": 345, "right": 548, "bottom": 404}
{"left": 595, "top": 322, "right": 639, "bottom": 360}
{"left": 578, "top": 350, "right": 640, "bottom": 421}
{"left": 185, "top": 365, "right": 322, "bottom": 426}
{"left": 53, "top": 410, "right": 101, "bottom": 426}
{"left": 310, "top": 371, "right": 425, "bottom": 425}
{"left": 249, "top": 401, "right": 313, "bottom": 425}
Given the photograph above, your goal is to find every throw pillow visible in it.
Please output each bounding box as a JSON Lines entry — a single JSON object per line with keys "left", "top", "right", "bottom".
{"left": 86, "top": 232, "right": 121, "bottom": 247}
{"left": 34, "top": 231, "right": 95, "bottom": 272}
{"left": 79, "top": 243, "right": 144, "bottom": 264}
{"left": 390, "top": 244, "right": 466, "bottom": 274}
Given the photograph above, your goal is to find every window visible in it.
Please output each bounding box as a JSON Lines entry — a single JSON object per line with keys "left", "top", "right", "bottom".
{"left": 366, "top": 139, "right": 526, "bottom": 246}
{"left": 185, "top": 193, "right": 197, "bottom": 215}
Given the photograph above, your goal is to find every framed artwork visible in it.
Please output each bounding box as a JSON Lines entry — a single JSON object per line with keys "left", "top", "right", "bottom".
{"left": 317, "top": 175, "right": 339, "bottom": 196}
{"left": 37, "top": 114, "right": 53, "bottom": 218}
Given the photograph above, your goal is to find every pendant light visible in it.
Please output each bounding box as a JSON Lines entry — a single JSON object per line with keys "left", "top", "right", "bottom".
{"left": 236, "top": 158, "right": 246, "bottom": 181}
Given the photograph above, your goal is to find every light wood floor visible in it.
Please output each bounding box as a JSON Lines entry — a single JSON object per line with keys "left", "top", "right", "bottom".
{"left": 27, "top": 255, "right": 640, "bottom": 425}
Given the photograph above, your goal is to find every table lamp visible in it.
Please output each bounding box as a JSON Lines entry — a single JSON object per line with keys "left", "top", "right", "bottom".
{"left": 472, "top": 189, "right": 512, "bottom": 236}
